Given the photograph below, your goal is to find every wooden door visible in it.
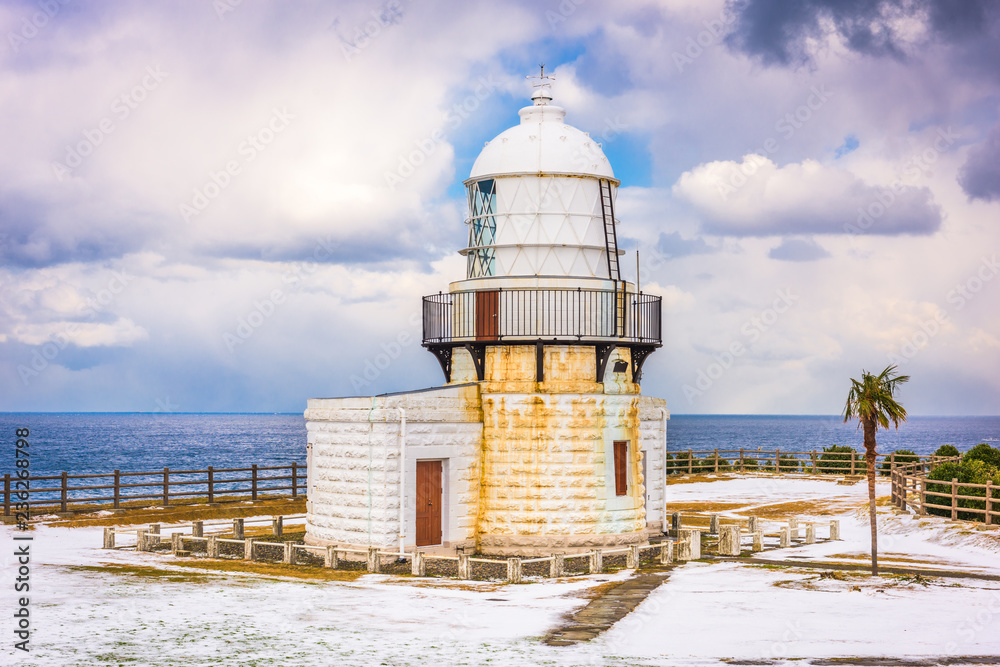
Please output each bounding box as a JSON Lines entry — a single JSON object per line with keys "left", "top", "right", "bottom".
{"left": 415, "top": 460, "right": 442, "bottom": 546}
{"left": 475, "top": 290, "right": 499, "bottom": 341}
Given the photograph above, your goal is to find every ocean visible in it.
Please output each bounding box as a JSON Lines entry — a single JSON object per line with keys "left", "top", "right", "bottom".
{"left": 2, "top": 413, "right": 998, "bottom": 478}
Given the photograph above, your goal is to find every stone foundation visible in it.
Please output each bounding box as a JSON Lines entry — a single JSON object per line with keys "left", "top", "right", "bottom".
{"left": 477, "top": 530, "right": 647, "bottom": 556}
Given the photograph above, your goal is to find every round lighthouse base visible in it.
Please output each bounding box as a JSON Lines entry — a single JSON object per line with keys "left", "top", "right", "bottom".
{"left": 477, "top": 530, "right": 647, "bottom": 557}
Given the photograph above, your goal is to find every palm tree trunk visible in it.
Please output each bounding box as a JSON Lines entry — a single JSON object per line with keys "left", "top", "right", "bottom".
{"left": 863, "top": 417, "right": 878, "bottom": 576}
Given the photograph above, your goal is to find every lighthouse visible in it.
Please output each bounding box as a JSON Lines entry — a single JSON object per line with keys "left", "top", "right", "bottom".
{"left": 305, "top": 72, "right": 668, "bottom": 556}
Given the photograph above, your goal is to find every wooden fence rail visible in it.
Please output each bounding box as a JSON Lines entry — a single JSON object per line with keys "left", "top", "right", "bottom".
{"left": 2, "top": 463, "right": 304, "bottom": 516}
{"left": 890, "top": 457, "right": 998, "bottom": 525}
{"left": 664, "top": 449, "right": 948, "bottom": 476}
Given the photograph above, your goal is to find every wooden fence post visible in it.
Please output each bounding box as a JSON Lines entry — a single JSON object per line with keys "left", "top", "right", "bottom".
{"left": 61, "top": 471, "right": 68, "bottom": 512}
{"left": 207, "top": 466, "right": 215, "bottom": 504}
{"left": 810, "top": 450, "right": 817, "bottom": 474}
{"left": 713, "top": 448, "right": 719, "bottom": 473}
{"left": 687, "top": 449, "right": 693, "bottom": 474}
{"left": 951, "top": 478, "right": 958, "bottom": 520}
{"left": 919, "top": 479, "right": 927, "bottom": 515}
{"left": 162, "top": 467, "right": 170, "bottom": 507}
{"left": 986, "top": 480, "right": 993, "bottom": 526}
{"left": 252, "top": 464, "right": 258, "bottom": 501}
{"left": 739, "top": 448, "right": 745, "bottom": 473}
{"left": 850, "top": 451, "right": 856, "bottom": 476}
{"left": 291, "top": 462, "right": 298, "bottom": 498}
{"left": 113, "top": 470, "right": 120, "bottom": 509}
{"left": 775, "top": 448, "right": 780, "bottom": 472}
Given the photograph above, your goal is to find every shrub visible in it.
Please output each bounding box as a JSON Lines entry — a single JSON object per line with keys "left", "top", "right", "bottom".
{"left": 933, "top": 444, "right": 960, "bottom": 459}
{"left": 670, "top": 451, "right": 690, "bottom": 474}
{"left": 880, "top": 449, "right": 919, "bottom": 475}
{"left": 925, "top": 458, "right": 1000, "bottom": 521}
{"left": 735, "top": 457, "right": 758, "bottom": 471}
{"left": 762, "top": 453, "right": 801, "bottom": 473}
{"left": 963, "top": 443, "right": 1000, "bottom": 469}
{"left": 817, "top": 445, "right": 859, "bottom": 474}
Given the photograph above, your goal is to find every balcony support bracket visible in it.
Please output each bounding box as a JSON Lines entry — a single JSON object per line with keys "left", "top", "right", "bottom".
{"left": 463, "top": 343, "right": 486, "bottom": 382}
{"left": 595, "top": 343, "right": 617, "bottom": 383}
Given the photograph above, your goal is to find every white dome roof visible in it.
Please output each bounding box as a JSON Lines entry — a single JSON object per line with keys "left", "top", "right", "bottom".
{"left": 468, "top": 88, "right": 615, "bottom": 181}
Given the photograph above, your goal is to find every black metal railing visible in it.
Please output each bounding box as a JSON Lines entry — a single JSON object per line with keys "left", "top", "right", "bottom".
{"left": 422, "top": 287, "right": 661, "bottom": 345}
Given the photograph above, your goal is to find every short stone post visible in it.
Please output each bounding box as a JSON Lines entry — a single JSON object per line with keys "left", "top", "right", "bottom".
{"left": 367, "top": 547, "right": 381, "bottom": 573}
{"left": 136, "top": 530, "right": 148, "bottom": 552}
{"left": 709, "top": 514, "right": 719, "bottom": 535}
{"left": 805, "top": 523, "right": 815, "bottom": 544}
{"left": 675, "top": 538, "right": 692, "bottom": 561}
{"left": 671, "top": 512, "right": 681, "bottom": 537}
{"left": 283, "top": 542, "right": 294, "bottom": 565}
{"left": 207, "top": 535, "right": 219, "bottom": 558}
{"left": 458, "top": 554, "right": 471, "bottom": 579}
{"left": 659, "top": 541, "right": 673, "bottom": 564}
{"left": 752, "top": 531, "right": 763, "bottom": 552}
{"left": 748, "top": 516, "right": 760, "bottom": 534}
{"left": 148, "top": 524, "right": 160, "bottom": 547}
{"left": 830, "top": 520, "right": 840, "bottom": 540}
{"left": 244, "top": 538, "right": 255, "bottom": 561}
{"left": 779, "top": 527, "right": 790, "bottom": 548}
{"left": 233, "top": 518, "right": 244, "bottom": 540}
{"left": 718, "top": 525, "right": 740, "bottom": 556}
{"left": 550, "top": 554, "right": 565, "bottom": 578}
{"left": 788, "top": 518, "right": 799, "bottom": 540}
{"left": 171, "top": 532, "right": 182, "bottom": 555}
{"left": 627, "top": 544, "right": 640, "bottom": 568}
{"left": 103, "top": 527, "right": 115, "bottom": 549}
{"left": 679, "top": 529, "right": 701, "bottom": 560}
{"left": 272, "top": 516, "right": 283, "bottom": 537}
{"left": 507, "top": 557, "right": 522, "bottom": 584}
{"left": 325, "top": 546, "right": 339, "bottom": 569}
{"left": 411, "top": 550, "right": 425, "bottom": 576}
{"left": 192, "top": 521, "right": 203, "bottom": 538}
{"left": 589, "top": 550, "right": 603, "bottom": 574}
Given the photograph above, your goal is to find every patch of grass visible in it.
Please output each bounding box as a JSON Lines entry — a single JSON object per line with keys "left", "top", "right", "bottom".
{"left": 53, "top": 497, "right": 306, "bottom": 528}
{"left": 64, "top": 564, "right": 219, "bottom": 583}
{"left": 169, "top": 559, "right": 365, "bottom": 582}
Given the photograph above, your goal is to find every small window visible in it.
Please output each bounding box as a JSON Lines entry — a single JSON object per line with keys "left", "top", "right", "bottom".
{"left": 614, "top": 441, "right": 628, "bottom": 496}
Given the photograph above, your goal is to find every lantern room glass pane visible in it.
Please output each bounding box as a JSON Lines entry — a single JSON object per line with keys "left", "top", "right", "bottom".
{"left": 467, "top": 179, "right": 496, "bottom": 278}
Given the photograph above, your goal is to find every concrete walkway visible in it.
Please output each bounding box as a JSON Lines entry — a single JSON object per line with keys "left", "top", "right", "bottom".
{"left": 544, "top": 568, "right": 673, "bottom": 646}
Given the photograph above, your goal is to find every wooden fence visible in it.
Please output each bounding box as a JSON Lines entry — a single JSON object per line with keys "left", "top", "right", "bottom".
{"left": 2, "top": 463, "right": 303, "bottom": 516}
{"left": 890, "top": 458, "right": 998, "bottom": 524}
{"left": 665, "top": 449, "right": 947, "bottom": 476}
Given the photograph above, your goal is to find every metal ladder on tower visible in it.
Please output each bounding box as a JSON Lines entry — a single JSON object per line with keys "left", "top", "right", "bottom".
{"left": 598, "top": 179, "right": 623, "bottom": 335}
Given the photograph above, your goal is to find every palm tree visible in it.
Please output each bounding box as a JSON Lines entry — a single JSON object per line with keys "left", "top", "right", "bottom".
{"left": 843, "top": 364, "right": 909, "bottom": 576}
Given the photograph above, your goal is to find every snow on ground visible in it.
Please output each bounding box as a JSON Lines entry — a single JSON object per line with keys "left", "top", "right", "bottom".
{"left": 2, "top": 476, "right": 999, "bottom": 666}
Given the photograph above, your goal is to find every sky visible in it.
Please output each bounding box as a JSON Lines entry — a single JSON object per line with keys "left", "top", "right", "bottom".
{"left": 1, "top": 0, "right": 998, "bottom": 415}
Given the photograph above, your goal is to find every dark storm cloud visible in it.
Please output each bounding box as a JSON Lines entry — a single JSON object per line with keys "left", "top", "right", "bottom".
{"left": 724, "top": 0, "right": 998, "bottom": 67}
{"left": 958, "top": 124, "right": 1000, "bottom": 202}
